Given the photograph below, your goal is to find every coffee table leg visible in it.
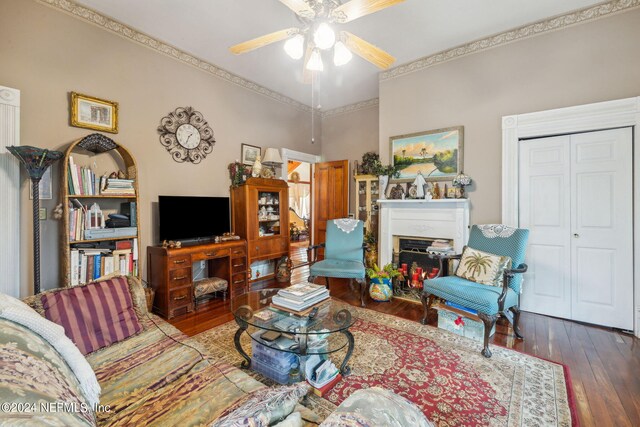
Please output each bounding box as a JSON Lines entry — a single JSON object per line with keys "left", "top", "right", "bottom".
{"left": 339, "top": 329, "right": 355, "bottom": 376}
{"left": 234, "top": 326, "right": 251, "bottom": 368}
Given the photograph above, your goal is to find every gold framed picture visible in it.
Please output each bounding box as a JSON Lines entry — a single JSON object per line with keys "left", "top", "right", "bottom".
{"left": 70, "top": 92, "right": 118, "bottom": 133}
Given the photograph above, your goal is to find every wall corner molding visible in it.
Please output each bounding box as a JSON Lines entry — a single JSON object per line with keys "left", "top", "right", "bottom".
{"left": 381, "top": 0, "right": 640, "bottom": 82}
{"left": 36, "top": 0, "right": 312, "bottom": 113}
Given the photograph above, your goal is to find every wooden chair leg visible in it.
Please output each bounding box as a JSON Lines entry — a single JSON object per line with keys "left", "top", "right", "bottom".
{"left": 420, "top": 292, "right": 435, "bottom": 325}
{"left": 477, "top": 312, "right": 498, "bottom": 358}
{"left": 509, "top": 306, "right": 524, "bottom": 339}
{"left": 355, "top": 278, "right": 367, "bottom": 307}
{"left": 325, "top": 277, "right": 330, "bottom": 290}
{"left": 308, "top": 275, "right": 316, "bottom": 284}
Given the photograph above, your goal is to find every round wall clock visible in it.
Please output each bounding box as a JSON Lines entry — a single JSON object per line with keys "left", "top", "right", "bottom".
{"left": 157, "top": 106, "right": 215, "bottom": 163}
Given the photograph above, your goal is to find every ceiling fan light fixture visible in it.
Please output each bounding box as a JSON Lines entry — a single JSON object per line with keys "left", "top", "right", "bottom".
{"left": 313, "top": 23, "right": 336, "bottom": 50}
{"left": 306, "top": 49, "right": 324, "bottom": 71}
{"left": 333, "top": 41, "right": 353, "bottom": 66}
{"left": 283, "top": 34, "right": 304, "bottom": 59}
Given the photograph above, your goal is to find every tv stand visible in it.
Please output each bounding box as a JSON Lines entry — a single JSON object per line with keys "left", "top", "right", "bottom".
{"left": 147, "top": 239, "right": 248, "bottom": 319}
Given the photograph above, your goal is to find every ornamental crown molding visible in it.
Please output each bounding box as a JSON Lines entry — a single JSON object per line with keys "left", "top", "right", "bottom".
{"left": 36, "top": 0, "right": 312, "bottom": 113}
{"left": 321, "top": 98, "right": 379, "bottom": 119}
{"left": 381, "top": 0, "right": 640, "bottom": 82}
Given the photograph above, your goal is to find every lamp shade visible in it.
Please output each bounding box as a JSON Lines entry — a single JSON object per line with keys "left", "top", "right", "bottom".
{"left": 284, "top": 34, "right": 304, "bottom": 60}
{"left": 262, "top": 148, "right": 283, "bottom": 166}
{"left": 306, "top": 49, "right": 324, "bottom": 71}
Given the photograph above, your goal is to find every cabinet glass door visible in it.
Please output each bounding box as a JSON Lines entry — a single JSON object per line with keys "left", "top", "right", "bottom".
{"left": 257, "top": 191, "right": 281, "bottom": 237}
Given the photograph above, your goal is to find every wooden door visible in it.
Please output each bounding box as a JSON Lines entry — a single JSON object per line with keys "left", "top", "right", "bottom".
{"left": 570, "top": 128, "right": 633, "bottom": 330}
{"left": 313, "top": 160, "right": 349, "bottom": 259}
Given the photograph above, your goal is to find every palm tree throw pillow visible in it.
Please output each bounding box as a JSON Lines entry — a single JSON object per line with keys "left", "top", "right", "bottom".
{"left": 455, "top": 247, "right": 512, "bottom": 287}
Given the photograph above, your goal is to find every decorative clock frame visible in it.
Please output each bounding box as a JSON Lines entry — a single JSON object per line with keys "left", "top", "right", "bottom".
{"left": 157, "top": 106, "right": 215, "bottom": 164}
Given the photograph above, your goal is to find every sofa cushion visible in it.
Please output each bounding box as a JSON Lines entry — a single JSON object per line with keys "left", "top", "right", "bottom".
{"left": 320, "top": 387, "right": 434, "bottom": 427}
{"left": 455, "top": 246, "right": 511, "bottom": 287}
{"left": 41, "top": 276, "right": 142, "bottom": 355}
{"left": 0, "top": 293, "right": 101, "bottom": 407}
{"left": 212, "top": 382, "right": 310, "bottom": 427}
{"left": 86, "top": 315, "right": 267, "bottom": 426}
{"left": 0, "top": 319, "right": 96, "bottom": 426}
{"left": 424, "top": 276, "right": 519, "bottom": 315}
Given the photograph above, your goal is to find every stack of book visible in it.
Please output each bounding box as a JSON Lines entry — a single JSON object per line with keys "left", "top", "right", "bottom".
{"left": 101, "top": 178, "right": 135, "bottom": 195}
{"left": 68, "top": 157, "right": 102, "bottom": 196}
{"left": 271, "top": 283, "right": 330, "bottom": 313}
{"left": 427, "top": 239, "right": 454, "bottom": 254}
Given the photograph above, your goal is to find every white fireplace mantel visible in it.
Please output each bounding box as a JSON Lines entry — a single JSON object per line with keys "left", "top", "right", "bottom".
{"left": 377, "top": 199, "right": 470, "bottom": 266}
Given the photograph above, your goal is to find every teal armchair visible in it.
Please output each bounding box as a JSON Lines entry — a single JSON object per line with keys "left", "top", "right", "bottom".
{"left": 308, "top": 219, "right": 367, "bottom": 307}
{"left": 422, "top": 225, "right": 529, "bottom": 357}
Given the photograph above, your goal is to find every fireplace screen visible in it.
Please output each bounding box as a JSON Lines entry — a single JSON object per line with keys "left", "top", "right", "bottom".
{"left": 392, "top": 236, "right": 455, "bottom": 302}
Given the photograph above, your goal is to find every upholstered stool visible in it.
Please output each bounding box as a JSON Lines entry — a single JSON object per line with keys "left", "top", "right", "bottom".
{"left": 193, "top": 277, "right": 228, "bottom": 305}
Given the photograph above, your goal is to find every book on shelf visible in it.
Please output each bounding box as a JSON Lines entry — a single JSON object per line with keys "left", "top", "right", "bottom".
{"left": 69, "top": 240, "right": 138, "bottom": 285}
{"left": 67, "top": 157, "right": 135, "bottom": 196}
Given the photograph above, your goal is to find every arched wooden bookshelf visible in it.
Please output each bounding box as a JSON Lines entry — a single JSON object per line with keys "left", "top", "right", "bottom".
{"left": 60, "top": 133, "right": 141, "bottom": 286}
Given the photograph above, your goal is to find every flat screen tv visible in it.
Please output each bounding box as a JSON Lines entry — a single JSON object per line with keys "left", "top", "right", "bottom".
{"left": 158, "top": 195, "right": 230, "bottom": 242}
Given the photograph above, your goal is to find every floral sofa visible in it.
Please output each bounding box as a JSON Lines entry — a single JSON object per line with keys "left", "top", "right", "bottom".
{"left": 0, "top": 276, "right": 433, "bottom": 426}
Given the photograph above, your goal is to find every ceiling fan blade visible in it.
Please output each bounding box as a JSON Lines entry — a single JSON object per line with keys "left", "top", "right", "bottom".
{"left": 342, "top": 31, "right": 395, "bottom": 69}
{"left": 279, "top": 0, "right": 316, "bottom": 19}
{"left": 230, "top": 28, "right": 299, "bottom": 55}
{"left": 302, "top": 43, "right": 313, "bottom": 84}
{"left": 331, "top": 0, "right": 405, "bottom": 23}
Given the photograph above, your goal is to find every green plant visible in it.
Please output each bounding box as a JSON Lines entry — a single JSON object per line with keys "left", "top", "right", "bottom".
{"left": 366, "top": 263, "right": 401, "bottom": 280}
{"left": 360, "top": 152, "right": 381, "bottom": 175}
{"left": 371, "top": 162, "right": 401, "bottom": 178}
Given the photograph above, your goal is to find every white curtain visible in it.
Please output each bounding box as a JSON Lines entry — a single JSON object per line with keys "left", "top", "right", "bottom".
{"left": 289, "top": 183, "right": 310, "bottom": 219}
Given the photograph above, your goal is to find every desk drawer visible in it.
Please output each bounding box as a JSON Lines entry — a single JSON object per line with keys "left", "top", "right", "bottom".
{"left": 192, "top": 248, "right": 230, "bottom": 261}
{"left": 169, "top": 286, "right": 192, "bottom": 308}
{"left": 168, "top": 255, "right": 190, "bottom": 269}
{"left": 169, "top": 268, "right": 191, "bottom": 288}
{"left": 231, "top": 258, "right": 247, "bottom": 274}
{"left": 231, "top": 272, "right": 247, "bottom": 288}
{"left": 230, "top": 246, "right": 246, "bottom": 258}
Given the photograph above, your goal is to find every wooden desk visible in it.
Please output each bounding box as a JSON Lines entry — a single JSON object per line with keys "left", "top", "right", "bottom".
{"left": 147, "top": 239, "right": 248, "bottom": 319}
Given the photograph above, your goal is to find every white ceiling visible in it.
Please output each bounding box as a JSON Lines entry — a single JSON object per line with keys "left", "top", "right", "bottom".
{"left": 75, "top": 0, "right": 604, "bottom": 110}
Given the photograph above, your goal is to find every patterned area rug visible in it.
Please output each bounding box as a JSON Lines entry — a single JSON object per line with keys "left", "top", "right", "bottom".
{"left": 193, "top": 303, "right": 577, "bottom": 426}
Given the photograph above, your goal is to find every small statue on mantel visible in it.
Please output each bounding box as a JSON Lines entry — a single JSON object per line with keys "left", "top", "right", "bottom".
{"left": 432, "top": 182, "right": 441, "bottom": 199}
{"left": 413, "top": 171, "right": 427, "bottom": 198}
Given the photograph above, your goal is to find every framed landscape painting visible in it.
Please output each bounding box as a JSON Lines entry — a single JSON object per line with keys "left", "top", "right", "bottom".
{"left": 390, "top": 126, "right": 464, "bottom": 181}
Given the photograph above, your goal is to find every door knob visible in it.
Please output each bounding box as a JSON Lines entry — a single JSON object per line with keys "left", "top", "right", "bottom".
{"left": 573, "top": 233, "right": 579, "bottom": 238}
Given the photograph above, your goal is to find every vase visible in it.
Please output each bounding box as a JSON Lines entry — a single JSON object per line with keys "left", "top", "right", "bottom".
{"left": 369, "top": 277, "right": 393, "bottom": 302}
{"left": 378, "top": 175, "right": 389, "bottom": 199}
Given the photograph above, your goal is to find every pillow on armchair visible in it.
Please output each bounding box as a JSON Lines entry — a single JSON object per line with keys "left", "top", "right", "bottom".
{"left": 455, "top": 247, "right": 511, "bottom": 287}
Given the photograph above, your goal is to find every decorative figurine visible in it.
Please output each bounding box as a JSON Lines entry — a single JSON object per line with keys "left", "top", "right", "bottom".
{"left": 413, "top": 171, "right": 427, "bottom": 198}
{"left": 251, "top": 154, "right": 262, "bottom": 177}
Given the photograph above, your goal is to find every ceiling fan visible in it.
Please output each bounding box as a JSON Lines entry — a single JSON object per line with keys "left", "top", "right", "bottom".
{"left": 229, "top": 0, "right": 405, "bottom": 77}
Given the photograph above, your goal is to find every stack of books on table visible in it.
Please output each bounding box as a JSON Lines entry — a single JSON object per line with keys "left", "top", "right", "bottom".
{"left": 427, "top": 239, "right": 454, "bottom": 254}
{"left": 271, "top": 283, "right": 330, "bottom": 313}
{"left": 101, "top": 178, "right": 135, "bottom": 196}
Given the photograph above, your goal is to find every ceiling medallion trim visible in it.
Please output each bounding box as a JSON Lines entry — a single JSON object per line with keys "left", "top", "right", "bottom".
{"left": 381, "top": 0, "right": 640, "bottom": 82}
{"left": 36, "top": 0, "right": 312, "bottom": 113}
{"left": 321, "top": 98, "right": 379, "bottom": 119}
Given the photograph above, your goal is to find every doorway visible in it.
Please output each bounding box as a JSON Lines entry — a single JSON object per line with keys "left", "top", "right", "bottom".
{"left": 287, "top": 160, "right": 311, "bottom": 268}
{"left": 518, "top": 128, "right": 633, "bottom": 329}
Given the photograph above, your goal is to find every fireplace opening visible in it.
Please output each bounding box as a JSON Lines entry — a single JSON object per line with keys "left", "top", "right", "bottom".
{"left": 392, "top": 236, "right": 454, "bottom": 302}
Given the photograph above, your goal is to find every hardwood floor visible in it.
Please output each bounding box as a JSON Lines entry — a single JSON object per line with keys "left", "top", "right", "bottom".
{"left": 169, "top": 263, "right": 640, "bottom": 427}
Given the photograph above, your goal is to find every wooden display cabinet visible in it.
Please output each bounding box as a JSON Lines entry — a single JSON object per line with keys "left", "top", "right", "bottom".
{"left": 354, "top": 174, "right": 379, "bottom": 240}
{"left": 231, "top": 178, "right": 290, "bottom": 283}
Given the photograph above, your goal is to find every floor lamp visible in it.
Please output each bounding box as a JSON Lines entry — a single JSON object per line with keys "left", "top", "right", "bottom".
{"left": 7, "top": 146, "right": 63, "bottom": 294}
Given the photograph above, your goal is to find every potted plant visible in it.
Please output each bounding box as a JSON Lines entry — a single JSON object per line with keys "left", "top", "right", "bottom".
{"left": 366, "top": 263, "right": 401, "bottom": 302}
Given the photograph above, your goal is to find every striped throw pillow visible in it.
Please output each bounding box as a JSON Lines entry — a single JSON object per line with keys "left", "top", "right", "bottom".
{"left": 41, "top": 276, "right": 142, "bottom": 355}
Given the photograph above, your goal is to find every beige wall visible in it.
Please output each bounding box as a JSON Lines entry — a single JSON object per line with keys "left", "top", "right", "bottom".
{"left": 0, "top": 0, "right": 321, "bottom": 295}
{"left": 321, "top": 105, "right": 379, "bottom": 214}
{"left": 380, "top": 8, "right": 640, "bottom": 224}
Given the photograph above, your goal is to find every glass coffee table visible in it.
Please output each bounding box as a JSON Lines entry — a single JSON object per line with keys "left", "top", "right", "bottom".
{"left": 230, "top": 289, "right": 357, "bottom": 375}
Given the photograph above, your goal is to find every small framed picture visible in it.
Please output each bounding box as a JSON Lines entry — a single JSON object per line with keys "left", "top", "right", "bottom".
{"left": 241, "top": 143, "right": 261, "bottom": 165}
{"left": 29, "top": 168, "right": 52, "bottom": 200}
{"left": 70, "top": 92, "right": 118, "bottom": 133}
{"left": 447, "top": 187, "right": 457, "bottom": 199}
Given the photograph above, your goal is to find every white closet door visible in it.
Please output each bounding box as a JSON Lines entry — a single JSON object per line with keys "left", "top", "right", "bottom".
{"left": 519, "top": 136, "right": 572, "bottom": 317}
{"left": 570, "top": 128, "right": 633, "bottom": 329}
{"left": 519, "top": 128, "right": 633, "bottom": 329}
